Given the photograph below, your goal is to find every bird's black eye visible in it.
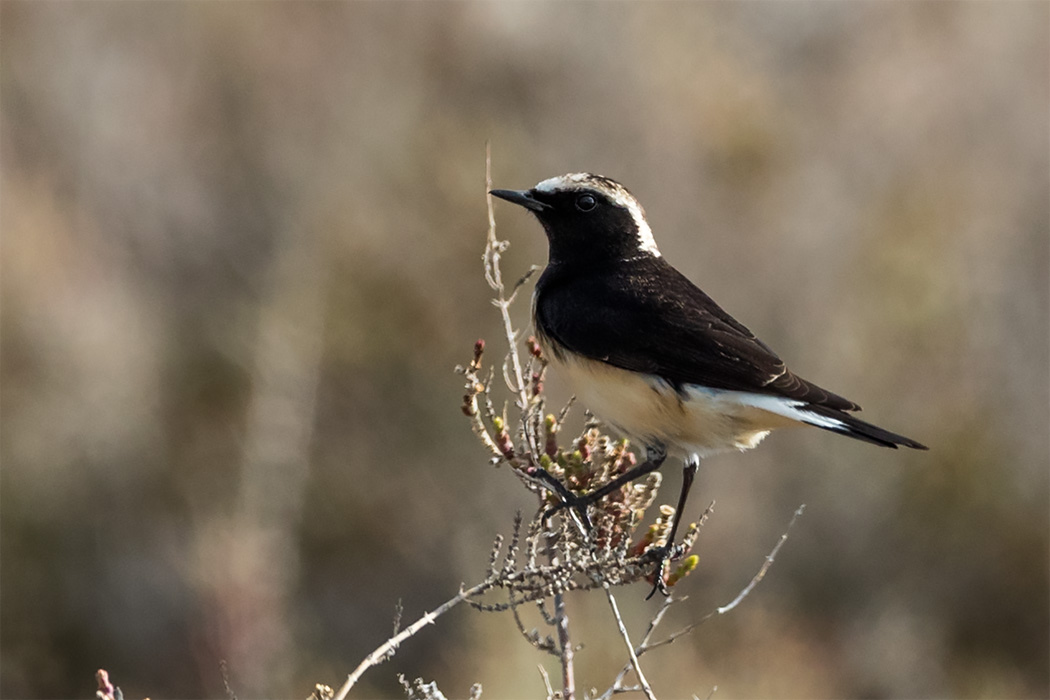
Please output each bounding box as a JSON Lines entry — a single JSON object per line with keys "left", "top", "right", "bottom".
{"left": 575, "top": 194, "right": 597, "bottom": 212}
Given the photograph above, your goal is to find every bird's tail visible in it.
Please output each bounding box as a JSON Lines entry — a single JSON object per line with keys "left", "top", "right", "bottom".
{"left": 800, "top": 404, "right": 928, "bottom": 450}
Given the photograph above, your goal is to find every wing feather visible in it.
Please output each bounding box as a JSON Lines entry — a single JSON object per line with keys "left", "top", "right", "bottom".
{"left": 535, "top": 257, "right": 861, "bottom": 412}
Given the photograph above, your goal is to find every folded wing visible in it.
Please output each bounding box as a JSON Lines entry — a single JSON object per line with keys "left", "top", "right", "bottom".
{"left": 536, "top": 256, "right": 860, "bottom": 412}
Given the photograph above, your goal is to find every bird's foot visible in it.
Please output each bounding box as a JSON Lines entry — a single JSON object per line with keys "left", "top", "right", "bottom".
{"left": 643, "top": 544, "right": 683, "bottom": 599}
{"left": 542, "top": 489, "right": 598, "bottom": 531}
{"left": 523, "top": 466, "right": 594, "bottom": 530}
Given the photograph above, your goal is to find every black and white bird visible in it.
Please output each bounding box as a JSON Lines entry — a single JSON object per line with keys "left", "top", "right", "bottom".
{"left": 490, "top": 173, "right": 927, "bottom": 592}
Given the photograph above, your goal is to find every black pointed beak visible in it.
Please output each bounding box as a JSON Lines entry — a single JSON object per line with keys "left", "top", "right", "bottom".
{"left": 489, "top": 188, "right": 550, "bottom": 212}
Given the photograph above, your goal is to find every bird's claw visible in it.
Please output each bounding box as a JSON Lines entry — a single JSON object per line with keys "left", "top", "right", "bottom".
{"left": 643, "top": 544, "right": 679, "bottom": 599}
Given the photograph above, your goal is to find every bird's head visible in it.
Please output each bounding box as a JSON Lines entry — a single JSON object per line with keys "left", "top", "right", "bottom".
{"left": 490, "top": 173, "right": 661, "bottom": 264}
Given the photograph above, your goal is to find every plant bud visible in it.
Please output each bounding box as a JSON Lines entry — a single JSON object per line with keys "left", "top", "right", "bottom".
{"left": 667, "top": 554, "right": 700, "bottom": 587}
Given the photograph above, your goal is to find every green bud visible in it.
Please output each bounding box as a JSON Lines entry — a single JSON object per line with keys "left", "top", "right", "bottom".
{"left": 667, "top": 555, "right": 700, "bottom": 587}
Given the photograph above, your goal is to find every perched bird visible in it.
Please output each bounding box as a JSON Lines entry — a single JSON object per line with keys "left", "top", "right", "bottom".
{"left": 490, "top": 173, "right": 927, "bottom": 594}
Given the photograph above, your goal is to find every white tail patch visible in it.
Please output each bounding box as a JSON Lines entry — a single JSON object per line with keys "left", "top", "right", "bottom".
{"left": 727, "top": 392, "right": 846, "bottom": 430}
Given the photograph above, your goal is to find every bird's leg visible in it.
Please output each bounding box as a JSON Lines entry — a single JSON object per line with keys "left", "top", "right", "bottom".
{"left": 646, "top": 456, "right": 699, "bottom": 599}
{"left": 543, "top": 443, "right": 667, "bottom": 522}
{"left": 526, "top": 465, "right": 594, "bottom": 529}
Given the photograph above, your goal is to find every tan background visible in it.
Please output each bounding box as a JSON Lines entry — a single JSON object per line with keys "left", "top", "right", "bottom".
{"left": 2, "top": 2, "right": 1047, "bottom": 698}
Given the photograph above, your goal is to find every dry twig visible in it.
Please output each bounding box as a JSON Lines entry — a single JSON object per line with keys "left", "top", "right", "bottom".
{"left": 596, "top": 504, "right": 804, "bottom": 700}
{"left": 604, "top": 586, "right": 657, "bottom": 700}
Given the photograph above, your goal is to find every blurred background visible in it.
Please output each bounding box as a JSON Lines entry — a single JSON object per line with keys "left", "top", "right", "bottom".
{"left": 2, "top": 2, "right": 1047, "bottom": 698}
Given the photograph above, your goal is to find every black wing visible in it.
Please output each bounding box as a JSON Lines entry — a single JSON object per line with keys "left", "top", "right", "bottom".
{"left": 535, "top": 256, "right": 861, "bottom": 412}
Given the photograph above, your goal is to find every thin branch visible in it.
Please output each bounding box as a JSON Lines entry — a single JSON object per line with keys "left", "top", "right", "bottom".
{"left": 391, "top": 599, "right": 403, "bottom": 637}
{"left": 332, "top": 580, "right": 495, "bottom": 700}
{"left": 508, "top": 592, "right": 558, "bottom": 656}
{"left": 555, "top": 395, "right": 576, "bottom": 427}
{"left": 604, "top": 586, "right": 657, "bottom": 700}
{"left": 638, "top": 595, "right": 677, "bottom": 648}
{"left": 509, "top": 265, "right": 540, "bottom": 303}
{"left": 483, "top": 145, "right": 577, "bottom": 698}
{"left": 599, "top": 598, "right": 677, "bottom": 698}
{"left": 554, "top": 592, "right": 576, "bottom": 700}
{"left": 484, "top": 143, "right": 530, "bottom": 411}
{"left": 598, "top": 503, "right": 800, "bottom": 700}
{"left": 538, "top": 665, "right": 555, "bottom": 700}
{"left": 627, "top": 617, "right": 701, "bottom": 658}
{"left": 220, "top": 660, "right": 237, "bottom": 700}
{"left": 714, "top": 504, "right": 805, "bottom": 616}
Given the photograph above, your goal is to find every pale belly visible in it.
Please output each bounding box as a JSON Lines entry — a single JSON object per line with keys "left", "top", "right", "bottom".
{"left": 553, "top": 351, "right": 799, "bottom": 459}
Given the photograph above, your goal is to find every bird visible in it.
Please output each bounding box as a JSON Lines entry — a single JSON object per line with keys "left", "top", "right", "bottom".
{"left": 489, "top": 172, "right": 928, "bottom": 595}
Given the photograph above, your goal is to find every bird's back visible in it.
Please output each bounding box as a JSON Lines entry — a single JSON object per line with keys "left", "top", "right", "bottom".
{"left": 535, "top": 255, "right": 860, "bottom": 413}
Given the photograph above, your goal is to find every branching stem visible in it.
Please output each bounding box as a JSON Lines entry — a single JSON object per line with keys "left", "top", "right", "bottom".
{"left": 484, "top": 145, "right": 530, "bottom": 411}
{"left": 332, "top": 580, "right": 494, "bottom": 700}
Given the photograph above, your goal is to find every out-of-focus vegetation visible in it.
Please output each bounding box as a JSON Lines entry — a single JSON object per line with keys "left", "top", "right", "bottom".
{"left": 2, "top": 3, "right": 1047, "bottom": 698}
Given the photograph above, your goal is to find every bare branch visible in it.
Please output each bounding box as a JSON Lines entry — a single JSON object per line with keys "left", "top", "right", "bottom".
{"left": 638, "top": 595, "right": 677, "bottom": 647}
{"left": 554, "top": 592, "right": 576, "bottom": 700}
{"left": 391, "top": 600, "right": 403, "bottom": 638}
{"left": 629, "top": 617, "right": 701, "bottom": 657}
{"left": 510, "top": 599, "right": 559, "bottom": 656}
{"left": 604, "top": 586, "right": 657, "bottom": 700}
{"left": 332, "top": 579, "right": 496, "bottom": 700}
{"left": 509, "top": 265, "right": 541, "bottom": 303}
{"left": 220, "top": 660, "right": 237, "bottom": 700}
{"left": 714, "top": 504, "right": 805, "bottom": 616}
{"left": 597, "top": 502, "right": 794, "bottom": 700}
{"left": 484, "top": 144, "right": 530, "bottom": 410}
{"left": 538, "top": 664, "right": 555, "bottom": 700}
